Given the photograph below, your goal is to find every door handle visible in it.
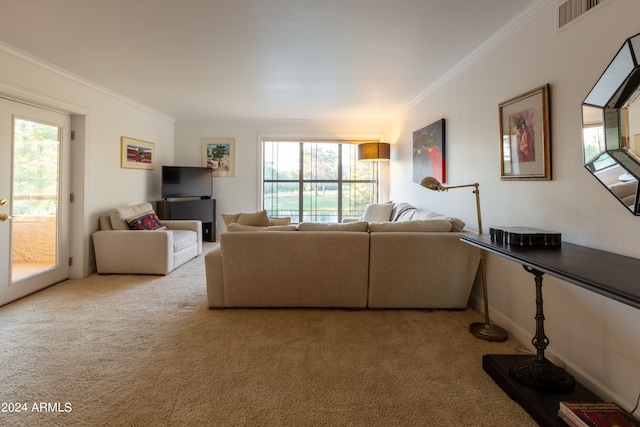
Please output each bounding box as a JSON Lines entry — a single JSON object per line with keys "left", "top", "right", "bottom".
{"left": 0, "top": 213, "right": 12, "bottom": 221}
{"left": 0, "top": 199, "right": 7, "bottom": 206}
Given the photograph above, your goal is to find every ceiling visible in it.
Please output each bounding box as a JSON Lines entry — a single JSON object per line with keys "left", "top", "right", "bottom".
{"left": 0, "top": 0, "right": 539, "bottom": 120}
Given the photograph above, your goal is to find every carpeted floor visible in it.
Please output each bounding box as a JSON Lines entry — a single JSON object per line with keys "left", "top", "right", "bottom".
{"left": 0, "top": 243, "right": 537, "bottom": 426}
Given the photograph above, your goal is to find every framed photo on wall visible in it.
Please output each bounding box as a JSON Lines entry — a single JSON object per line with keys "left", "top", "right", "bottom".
{"left": 202, "top": 137, "right": 235, "bottom": 177}
{"left": 413, "top": 118, "right": 446, "bottom": 184}
{"left": 499, "top": 84, "right": 551, "bottom": 180}
{"left": 120, "top": 137, "right": 155, "bottom": 170}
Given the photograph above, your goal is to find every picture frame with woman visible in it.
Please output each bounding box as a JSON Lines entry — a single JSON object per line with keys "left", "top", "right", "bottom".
{"left": 499, "top": 84, "right": 551, "bottom": 180}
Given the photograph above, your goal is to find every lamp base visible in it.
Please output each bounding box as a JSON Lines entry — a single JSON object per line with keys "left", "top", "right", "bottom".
{"left": 469, "top": 322, "right": 508, "bottom": 342}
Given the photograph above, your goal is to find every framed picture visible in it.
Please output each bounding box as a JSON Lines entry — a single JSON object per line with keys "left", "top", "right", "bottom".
{"left": 120, "top": 137, "right": 155, "bottom": 170}
{"left": 499, "top": 84, "right": 551, "bottom": 180}
{"left": 202, "top": 138, "right": 235, "bottom": 177}
{"left": 413, "top": 118, "right": 446, "bottom": 184}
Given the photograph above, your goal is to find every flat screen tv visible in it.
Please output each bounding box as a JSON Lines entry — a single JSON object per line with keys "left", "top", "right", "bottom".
{"left": 161, "top": 166, "right": 212, "bottom": 199}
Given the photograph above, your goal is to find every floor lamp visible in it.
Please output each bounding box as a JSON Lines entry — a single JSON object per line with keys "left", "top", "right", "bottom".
{"left": 420, "top": 177, "right": 507, "bottom": 342}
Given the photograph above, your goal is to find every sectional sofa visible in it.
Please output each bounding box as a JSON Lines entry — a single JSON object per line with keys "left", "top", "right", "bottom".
{"left": 205, "top": 204, "right": 482, "bottom": 309}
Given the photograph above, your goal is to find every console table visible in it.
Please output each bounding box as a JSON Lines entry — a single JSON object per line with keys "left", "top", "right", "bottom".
{"left": 460, "top": 234, "right": 640, "bottom": 426}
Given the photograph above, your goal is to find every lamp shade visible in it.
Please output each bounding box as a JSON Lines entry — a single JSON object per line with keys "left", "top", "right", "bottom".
{"left": 357, "top": 142, "right": 390, "bottom": 162}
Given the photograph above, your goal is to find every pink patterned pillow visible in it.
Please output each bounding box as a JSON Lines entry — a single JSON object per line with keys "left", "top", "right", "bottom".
{"left": 127, "top": 213, "right": 167, "bottom": 230}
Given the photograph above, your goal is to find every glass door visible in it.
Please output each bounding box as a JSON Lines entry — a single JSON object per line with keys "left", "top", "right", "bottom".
{"left": 0, "top": 98, "right": 70, "bottom": 306}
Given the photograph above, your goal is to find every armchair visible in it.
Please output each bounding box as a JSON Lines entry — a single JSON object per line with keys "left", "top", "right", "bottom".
{"left": 93, "top": 202, "right": 202, "bottom": 275}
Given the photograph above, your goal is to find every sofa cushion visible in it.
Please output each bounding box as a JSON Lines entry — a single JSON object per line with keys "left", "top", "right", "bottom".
{"left": 368, "top": 219, "right": 452, "bottom": 232}
{"left": 238, "top": 210, "right": 271, "bottom": 226}
{"left": 109, "top": 202, "right": 155, "bottom": 230}
{"left": 226, "top": 223, "right": 298, "bottom": 232}
{"left": 361, "top": 202, "right": 394, "bottom": 222}
{"left": 172, "top": 229, "right": 198, "bottom": 252}
{"left": 395, "top": 207, "right": 465, "bottom": 232}
{"left": 298, "top": 221, "right": 368, "bottom": 232}
{"left": 269, "top": 217, "right": 292, "bottom": 226}
{"left": 222, "top": 210, "right": 272, "bottom": 227}
{"left": 99, "top": 215, "right": 113, "bottom": 230}
{"left": 127, "top": 213, "right": 167, "bottom": 230}
{"left": 220, "top": 213, "right": 240, "bottom": 226}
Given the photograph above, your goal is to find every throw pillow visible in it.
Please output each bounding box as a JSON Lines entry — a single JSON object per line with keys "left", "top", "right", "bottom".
{"left": 237, "top": 210, "right": 271, "bottom": 226}
{"left": 109, "top": 202, "right": 156, "bottom": 230}
{"left": 361, "top": 202, "right": 394, "bottom": 222}
{"left": 127, "top": 213, "right": 167, "bottom": 230}
{"left": 221, "top": 213, "right": 240, "bottom": 227}
{"left": 298, "top": 221, "right": 369, "bottom": 232}
{"left": 368, "top": 220, "right": 452, "bottom": 232}
{"left": 221, "top": 210, "right": 272, "bottom": 227}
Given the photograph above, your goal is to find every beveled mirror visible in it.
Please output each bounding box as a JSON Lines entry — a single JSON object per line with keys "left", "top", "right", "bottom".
{"left": 582, "top": 32, "right": 640, "bottom": 215}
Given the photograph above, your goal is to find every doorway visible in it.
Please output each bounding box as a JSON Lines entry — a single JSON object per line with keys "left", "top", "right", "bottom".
{"left": 0, "top": 98, "right": 71, "bottom": 306}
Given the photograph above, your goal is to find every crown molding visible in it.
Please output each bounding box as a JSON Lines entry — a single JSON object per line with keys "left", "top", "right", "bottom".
{"left": 0, "top": 42, "right": 175, "bottom": 123}
{"left": 398, "top": 0, "right": 556, "bottom": 116}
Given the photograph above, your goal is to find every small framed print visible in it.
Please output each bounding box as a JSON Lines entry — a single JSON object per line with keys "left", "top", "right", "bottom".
{"left": 120, "top": 137, "right": 155, "bottom": 170}
{"left": 202, "top": 138, "right": 235, "bottom": 177}
{"left": 499, "top": 84, "right": 551, "bottom": 180}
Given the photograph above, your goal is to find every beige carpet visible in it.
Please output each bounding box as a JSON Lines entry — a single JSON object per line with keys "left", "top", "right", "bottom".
{"left": 0, "top": 243, "right": 537, "bottom": 426}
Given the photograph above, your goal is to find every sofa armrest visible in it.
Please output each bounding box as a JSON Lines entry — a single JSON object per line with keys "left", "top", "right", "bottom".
{"left": 92, "top": 230, "right": 173, "bottom": 274}
{"left": 204, "top": 245, "right": 225, "bottom": 308}
{"left": 164, "top": 220, "right": 203, "bottom": 255}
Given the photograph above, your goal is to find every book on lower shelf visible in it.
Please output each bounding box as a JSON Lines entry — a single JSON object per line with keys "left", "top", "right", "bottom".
{"left": 558, "top": 401, "right": 639, "bottom": 427}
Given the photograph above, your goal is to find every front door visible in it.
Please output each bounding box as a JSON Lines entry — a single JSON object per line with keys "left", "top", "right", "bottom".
{"left": 0, "top": 98, "right": 71, "bottom": 306}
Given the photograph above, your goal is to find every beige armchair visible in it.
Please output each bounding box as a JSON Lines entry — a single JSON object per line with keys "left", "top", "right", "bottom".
{"left": 93, "top": 202, "right": 202, "bottom": 275}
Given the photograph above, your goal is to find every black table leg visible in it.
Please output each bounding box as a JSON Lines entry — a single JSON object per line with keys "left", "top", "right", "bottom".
{"left": 508, "top": 265, "right": 575, "bottom": 392}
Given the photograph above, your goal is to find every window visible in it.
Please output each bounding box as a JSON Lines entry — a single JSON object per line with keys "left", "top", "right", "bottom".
{"left": 263, "top": 140, "right": 380, "bottom": 223}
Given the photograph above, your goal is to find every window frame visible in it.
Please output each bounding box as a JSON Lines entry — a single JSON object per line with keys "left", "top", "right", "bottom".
{"left": 259, "top": 135, "right": 387, "bottom": 223}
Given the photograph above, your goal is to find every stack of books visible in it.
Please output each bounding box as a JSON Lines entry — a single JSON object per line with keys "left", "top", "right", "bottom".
{"left": 558, "top": 401, "right": 639, "bottom": 426}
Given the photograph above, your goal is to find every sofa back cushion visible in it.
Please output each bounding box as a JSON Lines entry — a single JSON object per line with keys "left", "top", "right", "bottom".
{"left": 221, "top": 210, "right": 277, "bottom": 227}
{"left": 99, "top": 215, "right": 113, "bottom": 230}
{"left": 361, "top": 202, "right": 394, "bottom": 222}
{"left": 226, "top": 223, "right": 297, "bottom": 232}
{"left": 298, "top": 221, "right": 368, "bottom": 232}
{"left": 395, "top": 207, "right": 465, "bottom": 232}
{"left": 368, "top": 219, "right": 452, "bottom": 232}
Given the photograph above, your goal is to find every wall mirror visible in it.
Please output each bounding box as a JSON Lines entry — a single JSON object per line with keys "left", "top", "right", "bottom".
{"left": 582, "top": 32, "right": 640, "bottom": 215}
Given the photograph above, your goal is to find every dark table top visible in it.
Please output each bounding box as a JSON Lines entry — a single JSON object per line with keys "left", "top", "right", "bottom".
{"left": 460, "top": 234, "right": 640, "bottom": 310}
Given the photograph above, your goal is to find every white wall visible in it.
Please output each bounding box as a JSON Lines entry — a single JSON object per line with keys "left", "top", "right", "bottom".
{"left": 174, "top": 119, "right": 389, "bottom": 231}
{"left": 389, "top": 0, "right": 640, "bottom": 409}
{"left": 0, "top": 45, "right": 176, "bottom": 277}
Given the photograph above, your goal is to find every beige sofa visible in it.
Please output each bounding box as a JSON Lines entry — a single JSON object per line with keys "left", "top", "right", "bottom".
{"left": 367, "top": 231, "right": 481, "bottom": 308}
{"left": 206, "top": 228, "right": 370, "bottom": 309}
{"left": 205, "top": 206, "right": 481, "bottom": 309}
{"left": 93, "top": 202, "right": 202, "bottom": 275}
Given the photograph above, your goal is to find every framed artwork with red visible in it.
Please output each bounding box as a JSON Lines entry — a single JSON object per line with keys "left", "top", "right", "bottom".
{"left": 413, "top": 118, "right": 446, "bottom": 184}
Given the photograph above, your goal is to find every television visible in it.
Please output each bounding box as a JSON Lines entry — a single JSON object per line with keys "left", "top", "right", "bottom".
{"left": 161, "top": 166, "right": 212, "bottom": 199}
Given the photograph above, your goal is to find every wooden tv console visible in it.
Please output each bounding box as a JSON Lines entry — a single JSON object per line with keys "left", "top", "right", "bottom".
{"left": 157, "top": 198, "right": 216, "bottom": 242}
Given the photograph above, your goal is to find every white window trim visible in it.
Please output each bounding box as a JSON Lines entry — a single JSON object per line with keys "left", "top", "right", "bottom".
{"left": 257, "top": 132, "right": 389, "bottom": 210}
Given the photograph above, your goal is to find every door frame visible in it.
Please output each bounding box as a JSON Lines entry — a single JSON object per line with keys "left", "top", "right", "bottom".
{"left": 0, "top": 83, "right": 89, "bottom": 282}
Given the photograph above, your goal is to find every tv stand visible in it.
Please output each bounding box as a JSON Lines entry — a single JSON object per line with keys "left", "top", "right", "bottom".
{"left": 157, "top": 198, "right": 216, "bottom": 242}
